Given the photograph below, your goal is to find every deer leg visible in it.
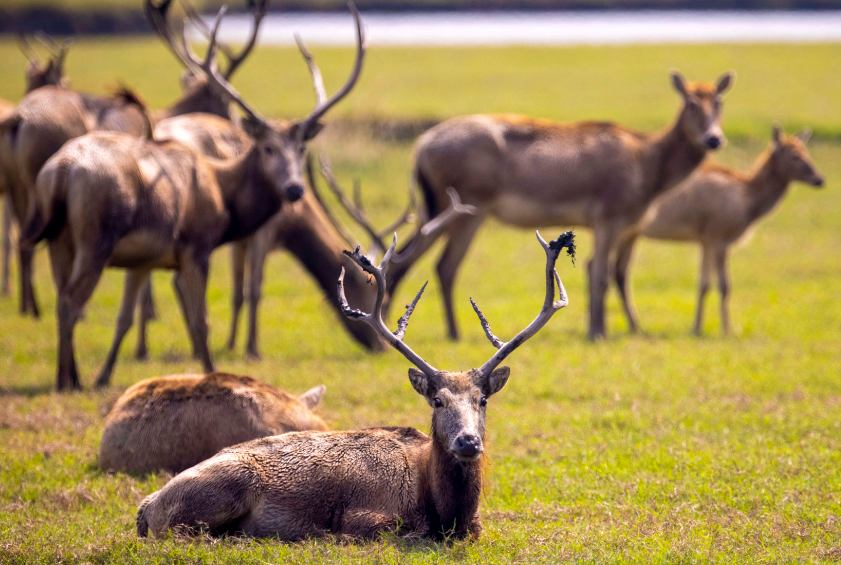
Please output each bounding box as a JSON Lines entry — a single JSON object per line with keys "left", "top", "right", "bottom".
{"left": 245, "top": 234, "right": 270, "bottom": 361}
{"left": 95, "top": 268, "right": 151, "bottom": 388}
{"left": 435, "top": 213, "right": 485, "bottom": 341}
{"left": 337, "top": 509, "right": 399, "bottom": 540}
{"left": 172, "top": 274, "right": 201, "bottom": 360}
{"left": 18, "top": 242, "right": 40, "bottom": 318}
{"left": 175, "top": 254, "right": 214, "bottom": 373}
{"left": 226, "top": 239, "right": 248, "bottom": 352}
{"left": 54, "top": 248, "right": 108, "bottom": 391}
{"left": 2, "top": 195, "right": 12, "bottom": 296}
{"left": 134, "top": 277, "right": 156, "bottom": 360}
{"left": 614, "top": 233, "right": 640, "bottom": 334}
{"left": 693, "top": 244, "right": 714, "bottom": 336}
{"left": 588, "top": 225, "right": 617, "bottom": 341}
{"left": 714, "top": 245, "right": 731, "bottom": 336}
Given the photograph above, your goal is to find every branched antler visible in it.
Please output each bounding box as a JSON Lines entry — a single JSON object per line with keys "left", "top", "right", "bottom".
{"left": 473, "top": 230, "right": 574, "bottom": 377}
{"left": 338, "top": 234, "right": 438, "bottom": 376}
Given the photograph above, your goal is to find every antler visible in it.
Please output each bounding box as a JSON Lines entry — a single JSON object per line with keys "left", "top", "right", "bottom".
{"left": 18, "top": 33, "right": 71, "bottom": 65}
{"left": 305, "top": 154, "right": 361, "bottom": 251}
{"left": 178, "top": 5, "right": 269, "bottom": 130}
{"left": 472, "top": 230, "right": 575, "bottom": 377}
{"left": 338, "top": 234, "right": 438, "bottom": 377}
{"left": 17, "top": 35, "right": 40, "bottom": 64}
{"left": 296, "top": 1, "right": 366, "bottom": 140}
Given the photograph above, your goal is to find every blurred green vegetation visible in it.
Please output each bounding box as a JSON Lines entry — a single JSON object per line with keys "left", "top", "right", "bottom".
{"left": 1, "top": 39, "right": 840, "bottom": 563}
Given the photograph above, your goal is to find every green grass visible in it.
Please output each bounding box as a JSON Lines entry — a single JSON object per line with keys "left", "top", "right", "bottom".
{"left": 2, "top": 41, "right": 841, "bottom": 563}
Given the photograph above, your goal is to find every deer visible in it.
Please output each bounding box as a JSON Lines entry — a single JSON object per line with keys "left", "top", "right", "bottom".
{"left": 613, "top": 125, "right": 824, "bottom": 336}
{"left": 100, "top": 372, "right": 327, "bottom": 475}
{"left": 25, "top": 4, "right": 365, "bottom": 391}
{"left": 384, "top": 71, "right": 734, "bottom": 341}
{"left": 1, "top": 34, "right": 72, "bottom": 297}
{"left": 136, "top": 230, "right": 574, "bottom": 540}
{"left": 0, "top": 0, "right": 265, "bottom": 320}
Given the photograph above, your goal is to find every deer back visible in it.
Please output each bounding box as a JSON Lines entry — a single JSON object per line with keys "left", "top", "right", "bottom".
{"left": 100, "top": 372, "right": 328, "bottom": 475}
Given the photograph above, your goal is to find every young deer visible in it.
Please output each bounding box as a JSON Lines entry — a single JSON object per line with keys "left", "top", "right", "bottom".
{"left": 100, "top": 372, "right": 327, "bottom": 475}
{"left": 387, "top": 71, "right": 734, "bottom": 341}
{"left": 27, "top": 5, "right": 364, "bottom": 391}
{"left": 613, "top": 125, "right": 824, "bottom": 336}
{"left": 136, "top": 230, "right": 574, "bottom": 540}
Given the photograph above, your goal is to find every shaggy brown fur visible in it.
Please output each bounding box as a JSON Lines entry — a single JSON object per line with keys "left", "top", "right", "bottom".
{"left": 386, "top": 71, "right": 734, "bottom": 341}
{"left": 100, "top": 372, "right": 327, "bottom": 475}
{"left": 614, "top": 126, "right": 824, "bottom": 335}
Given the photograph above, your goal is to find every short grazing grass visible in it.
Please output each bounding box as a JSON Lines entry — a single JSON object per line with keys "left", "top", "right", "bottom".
{"left": 1, "top": 42, "right": 841, "bottom": 563}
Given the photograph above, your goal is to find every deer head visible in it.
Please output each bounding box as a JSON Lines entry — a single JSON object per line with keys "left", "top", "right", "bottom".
{"left": 671, "top": 70, "right": 734, "bottom": 151}
{"left": 18, "top": 33, "right": 71, "bottom": 92}
{"left": 178, "top": 2, "right": 366, "bottom": 203}
{"left": 771, "top": 125, "right": 824, "bottom": 188}
{"left": 339, "top": 231, "right": 574, "bottom": 462}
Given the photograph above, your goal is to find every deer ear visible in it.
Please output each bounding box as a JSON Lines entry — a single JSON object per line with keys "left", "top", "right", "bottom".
{"left": 772, "top": 124, "right": 782, "bottom": 145}
{"left": 408, "top": 368, "right": 431, "bottom": 398}
{"left": 715, "top": 71, "right": 734, "bottom": 95}
{"left": 242, "top": 115, "right": 268, "bottom": 139}
{"left": 298, "top": 385, "right": 326, "bottom": 409}
{"left": 670, "top": 70, "right": 688, "bottom": 98}
{"left": 484, "top": 366, "right": 510, "bottom": 397}
{"left": 304, "top": 122, "right": 324, "bottom": 141}
{"left": 796, "top": 128, "right": 812, "bottom": 144}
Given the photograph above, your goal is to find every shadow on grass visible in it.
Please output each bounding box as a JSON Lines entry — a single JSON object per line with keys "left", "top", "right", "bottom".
{"left": 0, "top": 383, "right": 58, "bottom": 398}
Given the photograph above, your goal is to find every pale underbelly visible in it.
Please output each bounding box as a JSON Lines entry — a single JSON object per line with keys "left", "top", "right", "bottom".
{"left": 491, "top": 194, "right": 593, "bottom": 229}
{"left": 108, "top": 230, "right": 178, "bottom": 269}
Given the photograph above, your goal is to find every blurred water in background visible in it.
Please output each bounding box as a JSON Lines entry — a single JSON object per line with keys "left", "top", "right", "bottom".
{"left": 194, "top": 10, "right": 841, "bottom": 46}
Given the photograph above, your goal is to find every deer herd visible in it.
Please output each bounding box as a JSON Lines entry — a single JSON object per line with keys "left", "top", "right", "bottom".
{"left": 0, "top": 0, "right": 827, "bottom": 543}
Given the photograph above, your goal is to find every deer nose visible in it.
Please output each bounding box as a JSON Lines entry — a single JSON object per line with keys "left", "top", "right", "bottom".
{"left": 284, "top": 183, "right": 304, "bottom": 202}
{"left": 453, "top": 434, "right": 483, "bottom": 460}
{"left": 813, "top": 176, "right": 825, "bottom": 188}
{"left": 704, "top": 135, "right": 722, "bottom": 150}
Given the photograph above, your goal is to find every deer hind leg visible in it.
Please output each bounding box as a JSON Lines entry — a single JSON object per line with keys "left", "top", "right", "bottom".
{"left": 95, "top": 268, "right": 152, "bottom": 388}
{"left": 226, "top": 239, "right": 248, "bottom": 352}
{"left": 172, "top": 274, "right": 201, "bottom": 360}
{"left": 588, "top": 224, "right": 619, "bottom": 341}
{"left": 2, "top": 194, "right": 12, "bottom": 296}
{"left": 134, "top": 277, "right": 154, "bottom": 361}
{"left": 245, "top": 234, "right": 271, "bottom": 361}
{"left": 436, "top": 213, "right": 485, "bottom": 341}
{"left": 174, "top": 253, "right": 214, "bottom": 373}
{"left": 693, "top": 244, "right": 714, "bottom": 336}
{"left": 614, "top": 233, "right": 640, "bottom": 334}
{"left": 18, "top": 241, "right": 40, "bottom": 318}
{"left": 714, "top": 244, "right": 731, "bottom": 336}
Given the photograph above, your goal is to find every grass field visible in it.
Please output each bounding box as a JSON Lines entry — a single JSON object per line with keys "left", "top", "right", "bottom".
{"left": 1, "top": 40, "right": 840, "bottom": 563}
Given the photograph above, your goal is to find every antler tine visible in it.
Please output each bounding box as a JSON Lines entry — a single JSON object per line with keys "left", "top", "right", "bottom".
{"left": 178, "top": 5, "right": 269, "bottom": 130}
{"left": 33, "top": 32, "right": 60, "bottom": 57}
{"left": 222, "top": 0, "right": 269, "bottom": 78}
{"left": 338, "top": 234, "right": 438, "bottom": 377}
{"left": 18, "top": 34, "right": 40, "bottom": 64}
{"left": 296, "top": 34, "right": 327, "bottom": 106}
{"left": 305, "top": 153, "right": 359, "bottom": 250}
{"left": 145, "top": 0, "right": 193, "bottom": 68}
{"left": 177, "top": 0, "right": 237, "bottom": 62}
{"left": 318, "top": 153, "right": 386, "bottom": 258}
{"left": 476, "top": 230, "right": 575, "bottom": 377}
{"left": 297, "top": 1, "right": 366, "bottom": 139}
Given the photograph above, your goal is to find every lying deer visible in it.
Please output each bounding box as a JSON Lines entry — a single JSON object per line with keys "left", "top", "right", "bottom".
{"left": 0, "top": 0, "right": 265, "bottom": 319}
{"left": 136, "top": 230, "right": 574, "bottom": 540}
{"left": 387, "top": 71, "right": 734, "bottom": 340}
{"left": 26, "top": 5, "right": 363, "bottom": 391}
{"left": 613, "top": 125, "right": 824, "bottom": 336}
{"left": 100, "top": 372, "right": 327, "bottom": 475}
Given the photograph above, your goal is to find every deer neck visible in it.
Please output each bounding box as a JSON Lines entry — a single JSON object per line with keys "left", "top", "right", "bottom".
{"left": 157, "top": 86, "right": 231, "bottom": 122}
{"left": 210, "top": 149, "right": 282, "bottom": 243}
{"left": 422, "top": 434, "right": 483, "bottom": 539}
{"left": 646, "top": 109, "right": 708, "bottom": 201}
{"left": 746, "top": 150, "right": 790, "bottom": 221}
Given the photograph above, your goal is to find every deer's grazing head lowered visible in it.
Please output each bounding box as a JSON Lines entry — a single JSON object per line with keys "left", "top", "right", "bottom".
{"left": 136, "top": 231, "right": 573, "bottom": 541}
{"left": 769, "top": 125, "right": 823, "bottom": 188}
{"left": 671, "top": 70, "right": 734, "bottom": 151}
{"left": 18, "top": 33, "right": 71, "bottom": 93}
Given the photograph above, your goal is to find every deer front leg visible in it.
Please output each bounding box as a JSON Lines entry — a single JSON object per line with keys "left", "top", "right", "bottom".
{"left": 614, "top": 233, "right": 640, "bottom": 334}
{"left": 175, "top": 253, "right": 214, "bottom": 373}
{"left": 134, "top": 277, "right": 153, "bottom": 361}
{"left": 338, "top": 509, "right": 399, "bottom": 540}
{"left": 714, "top": 244, "right": 731, "bottom": 336}
{"left": 588, "top": 224, "right": 618, "bottom": 341}
{"left": 172, "top": 274, "right": 201, "bottom": 360}
{"left": 95, "top": 268, "right": 151, "bottom": 388}
{"left": 245, "top": 233, "right": 271, "bottom": 360}
{"left": 226, "top": 239, "right": 248, "bottom": 352}
{"left": 436, "top": 212, "right": 485, "bottom": 341}
{"left": 2, "top": 195, "right": 12, "bottom": 296}
{"left": 693, "top": 244, "right": 714, "bottom": 336}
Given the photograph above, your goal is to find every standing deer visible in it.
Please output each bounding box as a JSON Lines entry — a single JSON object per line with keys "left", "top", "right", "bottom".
{"left": 27, "top": 3, "right": 365, "bottom": 391}
{"left": 0, "top": 0, "right": 265, "bottom": 320}
{"left": 100, "top": 372, "right": 327, "bottom": 475}
{"left": 136, "top": 230, "right": 574, "bottom": 540}
{"left": 613, "top": 125, "right": 824, "bottom": 336}
{"left": 386, "top": 71, "right": 734, "bottom": 340}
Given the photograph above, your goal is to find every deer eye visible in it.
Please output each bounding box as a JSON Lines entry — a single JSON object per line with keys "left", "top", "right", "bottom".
{"left": 433, "top": 397, "right": 442, "bottom": 408}
{"left": 480, "top": 396, "right": 488, "bottom": 407}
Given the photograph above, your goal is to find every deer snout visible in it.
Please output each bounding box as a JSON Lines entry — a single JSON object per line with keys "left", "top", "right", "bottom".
{"left": 451, "top": 433, "right": 483, "bottom": 462}
{"left": 284, "top": 183, "right": 305, "bottom": 202}
{"left": 704, "top": 133, "right": 723, "bottom": 150}
{"left": 811, "top": 175, "right": 825, "bottom": 188}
